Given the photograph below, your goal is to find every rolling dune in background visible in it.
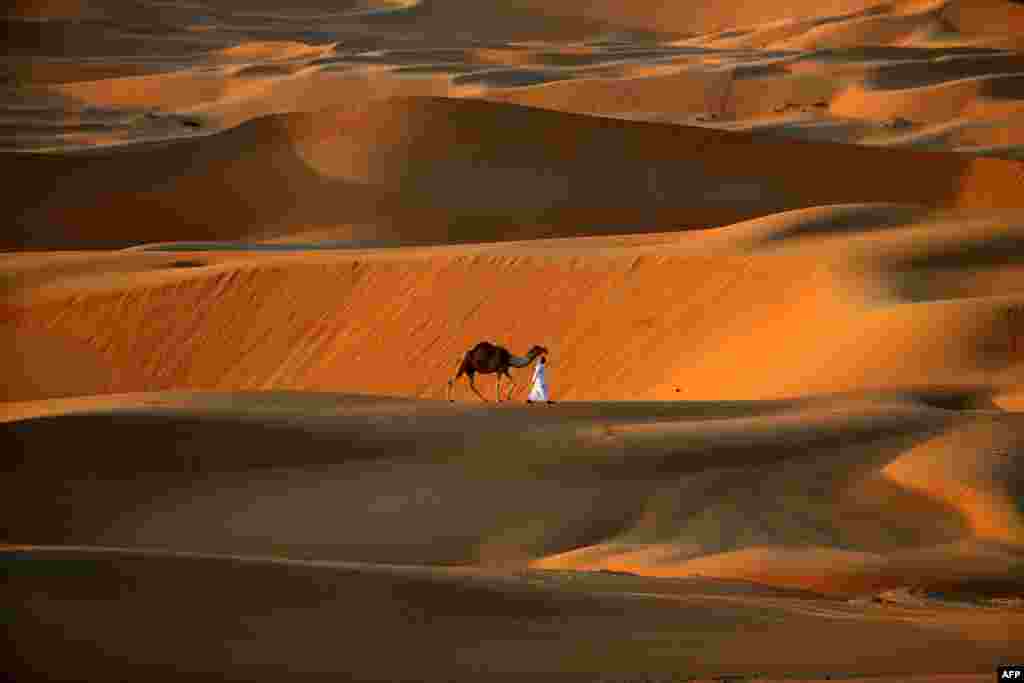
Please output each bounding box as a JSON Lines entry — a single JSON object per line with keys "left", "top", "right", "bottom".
{"left": 5, "top": 1, "right": 1024, "bottom": 681}
{"left": 6, "top": 96, "right": 1024, "bottom": 250}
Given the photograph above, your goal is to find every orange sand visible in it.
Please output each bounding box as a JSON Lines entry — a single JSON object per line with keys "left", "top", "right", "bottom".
{"left": 4, "top": 1, "right": 1024, "bottom": 681}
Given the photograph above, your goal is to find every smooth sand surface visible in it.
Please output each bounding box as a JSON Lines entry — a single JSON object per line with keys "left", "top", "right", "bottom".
{"left": 4, "top": 392, "right": 1023, "bottom": 680}
{"left": 5, "top": 1, "right": 1024, "bottom": 681}
{"left": 5, "top": 211, "right": 1024, "bottom": 403}
{"left": 6, "top": 96, "right": 1024, "bottom": 250}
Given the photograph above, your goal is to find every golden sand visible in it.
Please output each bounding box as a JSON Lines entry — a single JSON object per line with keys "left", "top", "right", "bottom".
{"left": 4, "top": 1, "right": 1024, "bottom": 680}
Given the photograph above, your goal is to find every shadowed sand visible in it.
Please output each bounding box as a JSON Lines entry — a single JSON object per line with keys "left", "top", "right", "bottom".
{"left": 5, "top": 96, "right": 1024, "bottom": 250}
{"left": 4, "top": 390, "right": 1023, "bottom": 680}
{"left": 4, "top": 545, "right": 1019, "bottom": 683}
{"left": 6, "top": 1, "right": 1024, "bottom": 681}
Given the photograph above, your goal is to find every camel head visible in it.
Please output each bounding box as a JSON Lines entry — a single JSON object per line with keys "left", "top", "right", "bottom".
{"left": 527, "top": 345, "right": 549, "bottom": 359}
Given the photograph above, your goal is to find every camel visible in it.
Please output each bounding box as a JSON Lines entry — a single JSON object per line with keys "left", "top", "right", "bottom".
{"left": 447, "top": 342, "right": 548, "bottom": 402}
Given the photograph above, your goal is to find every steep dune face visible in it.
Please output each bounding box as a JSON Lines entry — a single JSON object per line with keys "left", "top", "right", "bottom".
{"left": 0, "top": 323, "right": 121, "bottom": 402}
{"left": 8, "top": 96, "right": 1024, "bottom": 250}
{"left": 6, "top": 115, "right": 402, "bottom": 249}
{"left": 5, "top": 203, "right": 1024, "bottom": 405}
{"left": 286, "top": 97, "right": 1024, "bottom": 219}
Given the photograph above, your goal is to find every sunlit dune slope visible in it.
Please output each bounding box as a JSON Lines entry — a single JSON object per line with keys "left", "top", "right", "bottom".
{"left": 942, "top": 0, "right": 1024, "bottom": 49}
{"left": 482, "top": 66, "right": 846, "bottom": 123}
{"left": 12, "top": 0, "right": 1008, "bottom": 44}
{"left": 4, "top": 203, "right": 1024, "bottom": 405}
{"left": 513, "top": 0, "right": 894, "bottom": 38}
{"left": 505, "top": 0, "right": 1021, "bottom": 50}
{"left": 830, "top": 73, "right": 1024, "bottom": 127}
{"left": 7, "top": 96, "right": 1024, "bottom": 251}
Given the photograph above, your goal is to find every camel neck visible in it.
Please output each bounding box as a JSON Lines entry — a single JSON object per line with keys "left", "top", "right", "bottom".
{"left": 508, "top": 354, "right": 535, "bottom": 368}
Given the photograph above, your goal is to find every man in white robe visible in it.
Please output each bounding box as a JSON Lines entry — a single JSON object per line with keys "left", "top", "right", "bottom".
{"left": 527, "top": 354, "right": 553, "bottom": 404}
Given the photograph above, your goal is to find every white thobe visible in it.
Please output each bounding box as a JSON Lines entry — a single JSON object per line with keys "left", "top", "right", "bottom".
{"left": 528, "top": 362, "right": 549, "bottom": 402}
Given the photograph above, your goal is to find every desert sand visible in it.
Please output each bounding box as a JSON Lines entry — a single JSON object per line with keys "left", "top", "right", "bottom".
{"left": 4, "top": 1, "right": 1024, "bottom": 681}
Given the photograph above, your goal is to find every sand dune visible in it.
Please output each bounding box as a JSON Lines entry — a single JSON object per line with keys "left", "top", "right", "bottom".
{"left": 5, "top": 546, "right": 1016, "bottom": 683}
{"left": 7, "top": 96, "right": 1024, "bottom": 250}
{"left": 482, "top": 66, "right": 836, "bottom": 122}
{"left": 0, "top": 322, "right": 121, "bottom": 402}
{"left": 7, "top": 4, "right": 1024, "bottom": 159}
{"left": 4, "top": 392, "right": 1022, "bottom": 681}
{"left": 5, "top": 201, "right": 1024, "bottom": 405}
{"left": 3, "top": 391, "right": 1020, "bottom": 586}
{"left": 769, "top": 6, "right": 945, "bottom": 51}
{"left": 6, "top": 2, "right": 1024, "bottom": 681}
{"left": 831, "top": 73, "right": 1024, "bottom": 125}
{"left": 942, "top": 0, "right": 1024, "bottom": 49}
{"left": 522, "top": 0, "right": 899, "bottom": 39}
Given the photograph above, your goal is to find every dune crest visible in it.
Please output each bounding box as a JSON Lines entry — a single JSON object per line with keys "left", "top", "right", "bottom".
{"left": 5, "top": 197, "right": 1024, "bottom": 405}
{"left": 7, "top": 96, "right": 1024, "bottom": 251}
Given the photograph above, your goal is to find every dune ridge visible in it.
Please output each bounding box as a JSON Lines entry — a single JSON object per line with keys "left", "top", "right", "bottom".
{"left": 5, "top": 202, "right": 1024, "bottom": 405}
{"left": 6, "top": 1, "right": 1024, "bottom": 158}
{"left": 6, "top": 96, "right": 1024, "bottom": 251}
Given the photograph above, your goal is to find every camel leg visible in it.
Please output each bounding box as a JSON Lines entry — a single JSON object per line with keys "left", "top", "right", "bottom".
{"left": 496, "top": 374, "right": 502, "bottom": 402}
{"left": 448, "top": 375, "right": 463, "bottom": 402}
{"left": 502, "top": 371, "right": 517, "bottom": 401}
{"left": 449, "top": 358, "right": 466, "bottom": 403}
{"left": 468, "top": 375, "right": 488, "bottom": 402}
